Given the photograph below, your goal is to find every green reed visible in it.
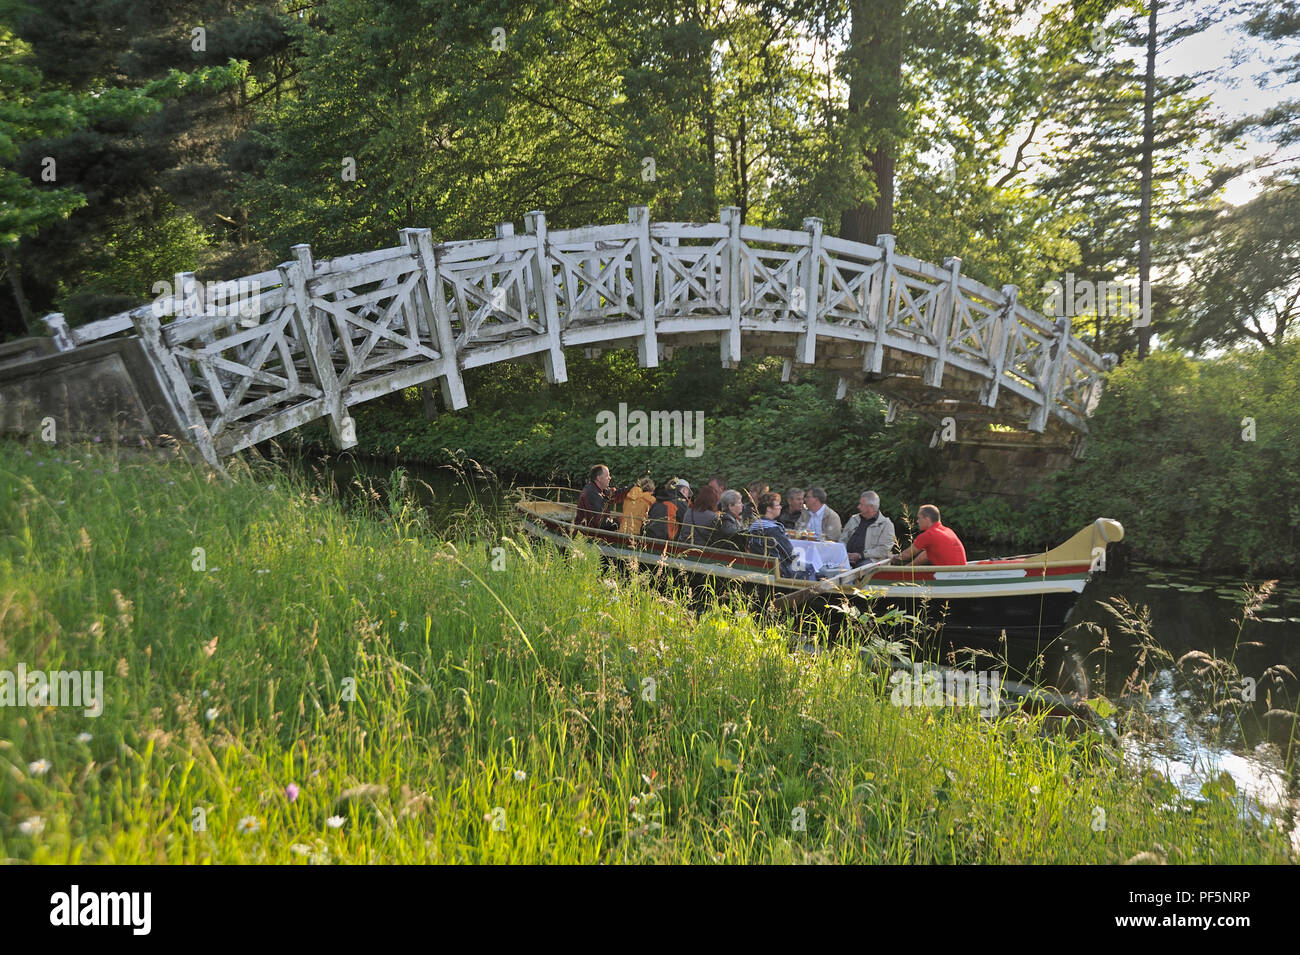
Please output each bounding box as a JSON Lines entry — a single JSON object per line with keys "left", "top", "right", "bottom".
{"left": 0, "top": 438, "right": 1292, "bottom": 863}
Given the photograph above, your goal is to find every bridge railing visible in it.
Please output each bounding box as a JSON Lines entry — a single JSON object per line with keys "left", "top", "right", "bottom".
{"left": 38, "top": 206, "right": 1114, "bottom": 467}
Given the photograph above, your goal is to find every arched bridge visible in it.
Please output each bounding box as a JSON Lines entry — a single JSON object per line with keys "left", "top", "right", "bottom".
{"left": 41, "top": 206, "right": 1115, "bottom": 469}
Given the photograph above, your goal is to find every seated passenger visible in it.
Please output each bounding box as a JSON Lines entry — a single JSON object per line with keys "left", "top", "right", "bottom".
{"left": 741, "top": 481, "right": 769, "bottom": 524}
{"left": 644, "top": 478, "right": 690, "bottom": 541}
{"left": 618, "top": 477, "right": 656, "bottom": 536}
{"left": 681, "top": 484, "right": 720, "bottom": 546}
{"left": 778, "top": 487, "right": 804, "bottom": 530}
{"left": 891, "top": 504, "right": 967, "bottom": 566}
{"left": 708, "top": 490, "right": 745, "bottom": 549}
{"left": 576, "top": 464, "right": 624, "bottom": 530}
{"left": 840, "top": 491, "right": 896, "bottom": 567}
{"left": 747, "top": 492, "right": 814, "bottom": 580}
{"left": 795, "top": 486, "right": 842, "bottom": 541}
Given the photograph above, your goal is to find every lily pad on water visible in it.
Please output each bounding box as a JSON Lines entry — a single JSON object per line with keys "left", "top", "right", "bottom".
{"left": 1145, "top": 584, "right": 1175, "bottom": 590}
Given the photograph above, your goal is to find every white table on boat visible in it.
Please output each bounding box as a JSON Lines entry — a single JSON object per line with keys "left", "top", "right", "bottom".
{"left": 790, "top": 539, "right": 849, "bottom": 573}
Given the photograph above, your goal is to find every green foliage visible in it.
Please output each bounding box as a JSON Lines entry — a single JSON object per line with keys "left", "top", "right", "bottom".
{"left": 969, "top": 347, "right": 1300, "bottom": 574}
{"left": 1173, "top": 176, "right": 1300, "bottom": 350}
{"left": 55, "top": 200, "right": 211, "bottom": 324}
{"left": 0, "top": 25, "right": 88, "bottom": 246}
{"left": 300, "top": 354, "right": 940, "bottom": 521}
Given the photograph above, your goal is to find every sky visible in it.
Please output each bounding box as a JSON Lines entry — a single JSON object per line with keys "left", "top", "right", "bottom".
{"left": 1089, "top": 0, "right": 1297, "bottom": 205}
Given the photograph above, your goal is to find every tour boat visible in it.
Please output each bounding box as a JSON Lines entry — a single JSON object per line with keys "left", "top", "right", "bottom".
{"left": 515, "top": 486, "right": 1124, "bottom": 648}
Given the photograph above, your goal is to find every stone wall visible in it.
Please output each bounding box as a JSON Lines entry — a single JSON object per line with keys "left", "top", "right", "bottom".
{"left": 0, "top": 337, "right": 181, "bottom": 444}
{"left": 933, "top": 438, "right": 1078, "bottom": 507}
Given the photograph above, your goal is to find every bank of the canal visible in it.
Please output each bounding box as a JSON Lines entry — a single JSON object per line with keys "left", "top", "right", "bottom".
{"left": 282, "top": 445, "right": 1300, "bottom": 839}
{"left": 2, "top": 435, "right": 1296, "bottom": 862}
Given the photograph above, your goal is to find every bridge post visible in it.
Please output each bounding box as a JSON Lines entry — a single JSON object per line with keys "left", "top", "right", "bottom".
{"left": 401, "top": 227, "right": 466, "bottom": 414}
{"left": 523, "top": 210, "right": 568, "bottom": 385}
{"left": 721, "top": 206, "right": 742, "bottom": 367}
{"left": 981, "top": 284, "right": 1018, "bottom": 408}
{"left": 41, "top": 313, "right": 75, "bottom": 352}
{"left": 173, "top": 271, "right": 198, "bottom": 319}
{"left": 286, "top": 244, "right": 357, "bottom": 452}
{"left": 795, "top": 217, "right": 822, "bottom": 366}
{"left": 628, "top": 206, "right": 659, "bottom": 368}
{"left": 129, "top": 306, "right": 221, "bottom": 468}
{"left": 864, "top": 234, "right": 895, "bottom": 375}
{"left": 1029, "top": 315, "right": 1071, "bottom": 433}
{"left": 924, "top": 256, "right": 961, "bottom": 389}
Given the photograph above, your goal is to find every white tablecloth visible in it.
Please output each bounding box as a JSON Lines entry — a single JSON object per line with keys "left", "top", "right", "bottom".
{"left": 791, "top": 539, "right": 849, "bottom": 573}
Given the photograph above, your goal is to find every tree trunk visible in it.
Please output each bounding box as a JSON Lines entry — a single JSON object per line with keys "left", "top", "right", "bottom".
{"left": 700, "top": 1, "right": 718, "bottom": 213}
{"left": 841, "top": 147, "right": 897, "bottom": 242}
{"left": 3, "top": 245, "right": 36, "bottom": 335}
{"left": 1137, "top": 0, "right": 1158, "bottom": 360}
{"left": 839, "top": 0, "right": 905, "bottom": 243}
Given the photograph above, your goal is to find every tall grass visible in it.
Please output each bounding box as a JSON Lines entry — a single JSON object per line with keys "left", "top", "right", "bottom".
{"left": 0, "top": 438, "right": 1293, "bottom": 863}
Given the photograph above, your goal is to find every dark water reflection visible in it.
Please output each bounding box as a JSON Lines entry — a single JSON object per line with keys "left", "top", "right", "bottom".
{"left": 1068, "top": 563, "right": 1299, "bottom": 845}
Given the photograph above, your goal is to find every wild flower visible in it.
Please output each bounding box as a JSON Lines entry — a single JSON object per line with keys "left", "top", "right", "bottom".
{"left": 205, "top": 707, "right": 219, "bottom": 722}
{"left": 237, "top": 816, "right": 260, "bottom": 834}
{"left": 28, "top": 759, "right": 51, "bottom": 776}
{"left": 76, "top": 733, "right": 93, "bottom": 744}
{"left": 286, "top": 783, "right": 300, "bottom": 802}
{"left": 513, "top": 770, "right": 527, "bottom": 782}
{"left": 326, "top": 815, "right": 345, "bottom": 829}
{"left": 18, "top": 816, "right": 45, "bottom": 836}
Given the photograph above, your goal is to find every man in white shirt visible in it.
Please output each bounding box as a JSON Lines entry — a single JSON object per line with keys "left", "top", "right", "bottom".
{"left": 795, "top": 486, "right": 842, "bottom": 540}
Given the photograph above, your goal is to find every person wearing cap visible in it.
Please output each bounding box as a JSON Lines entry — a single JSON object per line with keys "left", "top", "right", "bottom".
{"left": 644, "top": 477, "right": 691, "bottom": 541}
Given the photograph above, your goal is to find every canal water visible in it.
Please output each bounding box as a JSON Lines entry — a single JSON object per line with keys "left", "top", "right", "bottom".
{"left": 283, "top": 450, "right": 1299, "bottom": 843}
{"left": 1068, "top": 563, "right": 1299, "bottom": 846}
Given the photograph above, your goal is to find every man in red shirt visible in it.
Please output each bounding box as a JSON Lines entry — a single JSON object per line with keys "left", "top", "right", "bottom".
{"left": 891, "top": 504, "right": 967, "bottom": 566}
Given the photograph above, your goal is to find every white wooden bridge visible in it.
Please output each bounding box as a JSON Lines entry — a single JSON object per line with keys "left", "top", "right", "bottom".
{"left": 41, "top": 206, "right": 1115, "bottom": 469}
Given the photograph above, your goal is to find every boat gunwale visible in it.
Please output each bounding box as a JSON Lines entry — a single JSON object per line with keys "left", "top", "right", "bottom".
{"left": 513, "top": 493, "right": 1095, "bottom": 578}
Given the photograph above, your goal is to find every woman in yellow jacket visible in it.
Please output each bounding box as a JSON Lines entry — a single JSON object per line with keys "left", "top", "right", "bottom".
{"left": 618, "top": 477, "right": 656, "bottom": 536}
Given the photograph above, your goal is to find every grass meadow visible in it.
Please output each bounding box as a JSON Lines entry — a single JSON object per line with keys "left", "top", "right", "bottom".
{"left": 0, "top": 438, "right": 1294, "bottom": 863}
